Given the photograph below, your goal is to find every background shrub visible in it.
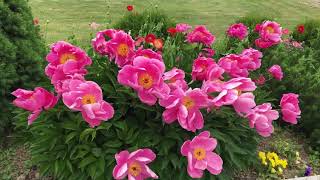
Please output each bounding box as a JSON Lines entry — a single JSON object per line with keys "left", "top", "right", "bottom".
{"left": 0, "top": 0, "right": 46, "bottom": 144}
{"left": 113, "top": 10, "right": 175, "bottom": 38}
{"left": 292, "top": 19, "right": 320, "bottom": 47}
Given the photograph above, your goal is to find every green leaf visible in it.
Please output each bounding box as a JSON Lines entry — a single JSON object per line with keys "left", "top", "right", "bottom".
{"left": 79, "top": 155, "right": 97, "bottom": 168}
{"left": 80, "top": 128, "right": 95, "bottom": 141}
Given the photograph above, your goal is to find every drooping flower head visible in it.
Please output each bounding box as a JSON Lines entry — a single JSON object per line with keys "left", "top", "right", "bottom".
{"left": 164, "top": 68, "right": 188, "bottom": 90}
{"left": 118, "top": 56, "right": 170, "bottom": 105}
{"left": 12, "top": 87, "right": 58, "bottom": 125}
{"left": 280, "top": 93, "right": 301, "bottom": 124}
{"left": 191, "top": 57, "right": 215, "bottom": 81}
{"left": 187, "top": 25, "right": 216, "bottom": 46}
{"left": 176, "top": 23, "right": 192, "bottom": 33}
{"left": 92, "top": 29, "right": 117, "bottom": 55}
{"left": 113, "top": 149, "right": 158, "bottom": 180}
{"left": 240, "top": 48, "right": 262, "bottom": 71}
{"left": 107, "top": 30, "right": 135, "bottom": 67}
{"left": 246, "top": 103, "right": 279, "bottom": 137}
{"left": 218, "top": 54, "right": 249, "bottom": 78}
{"left": 62, "top": 80, "right": 114, "bottom": 127}
{"left": 227, "top": 23, "right": 248, "bottom": 40}
{"left": 159, "top": 88, "right": 208, "bottom": 132}
{"left": 268, "top": 65, "right": 283, "bottom": 81}
{"left": 134, "top": 48, "right": 163, "bottom": 61}
{"left": 181, "top": 131, "right": 223, "bottom": 178}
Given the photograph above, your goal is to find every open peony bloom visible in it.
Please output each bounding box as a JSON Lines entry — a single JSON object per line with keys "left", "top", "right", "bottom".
{"left": 218, "top": 54, "right": 249, "bottom": 78}
{"left": 240, "top": 48, "right": 262, "bottom": 71}
{"left": 227, "top": 23, "right": 248, "bottom": 40}
{"left": 206, "top": 64, "right": 225, "bottom": 81}
{"left": 62, "top": 80, "right": 114, "bottom": 127}
{"left": 255, "top": 21, "right": 282, "bottom": 48}
{"left": 268, "top": 65, "right": 283, "bottom": 80}
{"left": 187, "top": 25, "right": 215, "bottom": 46}
{"left": 113, "top": 149, "right": 158, "bottom": 180}
{"left": 92, "top": 29, "right": 117, "bottom": 55}
{"left": 181, "top": 131, "right": 223, "bottom": 178}
{"left": 159, "top": 88, "right": 208, "bottom": 132}
{"left": 164, "top": 68, "right": 188, "bottom": 90}
{"left": 203, "top": 77, "right": 256, "bottom": 108}
{"left": 107, "top": 30, "right": 135, "bottom": 67}
{"left": 45, "top": 41, "right": 92, "bottom": 87}
{"left": 12, "top": 87, "right": 58, "bottom": 125}
{"left": 280, "top": 93, "right": 301, "bottom": 124}
{"left": 246, "top": 103, "right": 279, "bottom": 137}
{"left": 118, "top": 56, "right": 170, "bottom": 105}
{"left": 134, "top": 48, "right": 163, "bottom": 61}
{"left": 191, "top": 57, "right": 216, "bottom": 81}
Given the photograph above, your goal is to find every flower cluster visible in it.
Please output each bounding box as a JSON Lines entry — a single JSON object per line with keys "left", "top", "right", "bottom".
{"left": 13, "top": 20, "right": 302, "bottom": 179}
{"left": 259, "top": 151, "right": 288, "bottom": 175}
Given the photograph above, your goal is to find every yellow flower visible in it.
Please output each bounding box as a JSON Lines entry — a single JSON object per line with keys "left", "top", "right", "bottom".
{"left": 271, "top": 168, "right": 276, "bottom": 174}
{"left": 269, "top": 158, "right": 276, "bottom": 167}
{"left": 258, "top": 151, "right": 267, "bottom": 165}
{"left": 279, "top": 159, "right": 288, "bottom": 169}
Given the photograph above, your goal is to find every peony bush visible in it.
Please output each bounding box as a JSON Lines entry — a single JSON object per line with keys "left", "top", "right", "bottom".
{"left": 12, "top": 11, "right": 303, "bottom": 179}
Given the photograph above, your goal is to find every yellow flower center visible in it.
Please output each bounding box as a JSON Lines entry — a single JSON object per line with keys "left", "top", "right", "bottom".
{"left": 182, "top": 96, "right": 195, "bottom": 110}
{"left": 117, "top": 43, "right": 129, "bottom": 57}
{"left": 81, "top": 94, "right": 96, "bottom": 105}
{"left": 128, "top": 162, "right": 142, "bottom": 177}
{"left": 266, "top": 26, "right": 275, "bottom": 33}
{"left": 60, "top": 53, "right": 76, "bottom": 64}
{"left": 138, "top": 73, "right": 153, "bottom": 89}
{"left": 193, "top": 148, "right": 206, "bottom": 160}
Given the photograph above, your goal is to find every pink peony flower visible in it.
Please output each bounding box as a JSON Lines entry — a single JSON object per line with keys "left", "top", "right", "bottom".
{"left": 135, "top": 36, "right": 145, "bottom": 47}
{"left": 62, "top": 80, "right": 114, "bottom": 127}
{"left": 253, "top": 75, "right": 266, "bottom": 85}
{"left": 227, "top": 23, "right": 248, "bottom": 40}
{"left": 164, "top": 68, "right": 188, "bottom": 90}
{"left": 181, "top": 131, "right": 223, "bottom": 178}
{"left": 187, "top": 25, "right": 216, "bottom": 46}
{"left": 292, "top": 41, "right": 303, "bottom": 48}
{"left": 159, "top": 88, "right": 208, "bottom": 132}
{"left": 232, "top": 92, "right": 256, "bottom": 116}
{"left": 259, "top": 21, "right": 282, "bottom": 43}
{"left": 255, "top": 38, "right": 275, "bottom": 49}
{"left": 12, "top": 87, "right": 58, "bottom": 125}
{"left": 246, "top": 103, "right": 279, "bottom": 137}
{"left": 218, "top": 54, "right": 249, "bottom": 78}
{"left": 118, "top": 56, "right": 170, "bottom": 105}
{"left": 113, "top": 148, "right": 158, "bottom": 180}
{"left": 107, "top": 30, "right": 135, "bottom": 67}
{"left": 280, "top": 93, "right": 301, "bottom": 124}
{"left": 199, "top": 48, "right": 215, "bottom": 58}
{"left": 203, "top": 77, "right": 256, "bottom": 108}
{"left": 240, "top": 48, "right": 262, "bottom": 70}
{"left": 268, "top": 65, "right": 283, "bottom": 80}
{"left": 92, "top": 29, "right": 117, "bottom": 55}
{"left": 191, "top": 57, "right": 215, "bottom": 81}
{"left": 176, "top": 23, "right": 192, "bottom": 32}
{"left": 282, "top": 28, "right": 290, "bottom": 35}
{"left": 206, "top": 64, "right": 225, "bottom": 81}
{"left": 134, "top": 48, "right": 162, "bottom": 61}
{"left": 46, "top": 41, "right": 92, "bottom": 77}
{"left": 254, "top": 24, "right": 262, "bottom": 32}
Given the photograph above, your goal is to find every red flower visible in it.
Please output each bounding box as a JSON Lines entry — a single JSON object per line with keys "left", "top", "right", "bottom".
{"left": 167, "top": 27, "right": 177, "bottom": 36}
{"left": 282, "top": 28, "right": 290, "bottom": 35}
{"left": 127, "top": 5, "right": 133, "bottom": 11}
{"left": 145, "top": 33, "right": 156, "bottom": 43}
{"left": 297, "top": 24, "right": 305, "bottom": 34}
{"left": 254, "top": 24, "right": 261, "bottom": 32}
{"left": 153, "top": 38, "right": 164, "bottom": 50}
{"left": 33, "top": 17, "right": 39, "bottom": 25}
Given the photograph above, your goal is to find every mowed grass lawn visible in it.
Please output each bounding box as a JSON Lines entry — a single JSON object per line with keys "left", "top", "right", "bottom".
{"left": 29, "top": 0, "right": 320, "bottom": 44}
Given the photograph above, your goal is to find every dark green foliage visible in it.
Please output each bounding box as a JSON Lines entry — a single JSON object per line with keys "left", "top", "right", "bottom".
{"left": 292, "top": 20, "right": 320, "bottom": 47}
{"left": 0, "top": 0, "right": 46, "bottom": 143}
{"left": 113, "top": 10, "right": 175, "bottom": 38}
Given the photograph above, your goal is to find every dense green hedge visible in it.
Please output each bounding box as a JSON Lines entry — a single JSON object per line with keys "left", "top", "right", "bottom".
{"left": 0, "top": 0, "right": 46, "bottom": 143}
